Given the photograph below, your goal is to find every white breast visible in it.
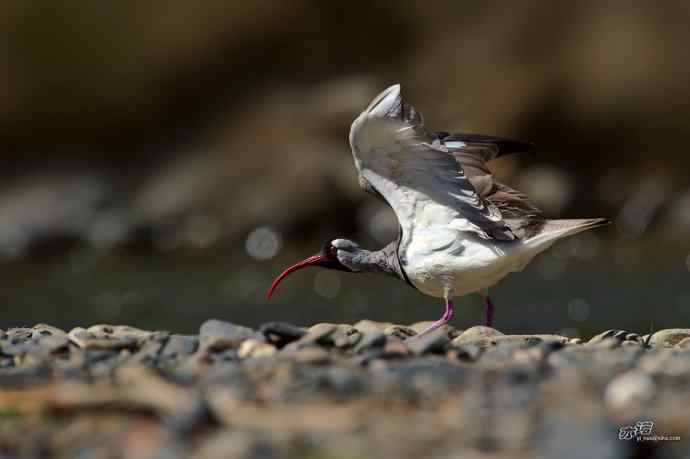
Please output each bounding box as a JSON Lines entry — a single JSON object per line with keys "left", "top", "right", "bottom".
{"left": 402, "top": 227, "right": 525, "bottom": 299}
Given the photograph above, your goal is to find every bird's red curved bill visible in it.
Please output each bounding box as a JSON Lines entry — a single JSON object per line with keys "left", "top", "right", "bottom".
{"left": 266, "top": 255, "right": 324, "bottom": 300}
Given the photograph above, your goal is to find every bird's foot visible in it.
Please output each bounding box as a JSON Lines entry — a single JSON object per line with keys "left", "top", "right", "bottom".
{"left": 413, "top": 299, "right": 454, "bottom": 339}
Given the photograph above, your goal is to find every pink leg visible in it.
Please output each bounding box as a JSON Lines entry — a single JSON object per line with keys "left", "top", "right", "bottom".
{"left": 416, "top": 298, "right": 454, "bottom": 337}
{"left": 485, "top": 296, "right": 495, "bottom": 327}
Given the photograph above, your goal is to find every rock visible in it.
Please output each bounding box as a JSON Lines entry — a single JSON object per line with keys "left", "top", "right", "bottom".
{"left": 382, "top": 325, "right": 416, "bottom": 340}
{"left": 454, "top": 333, "right": 566, "bottom": 349}
{"left": 354, "top": 320, "right": 393, "bottom": 334}
{"left": 382, "top": 337, "right": 410, "bottom": 358}
{"left": 353, "top": 331, "right": 387, "bottom": 354}
{"left": 409, "top": 321, "right": 458, "bottom": 337}
{"left": 677, "top": 337, "right": 690, "bottom": 348}
{"left": 199, "top": 320, "right": 259, "bottom": 353}
{"left": 259, "top": 322, "right": 307, "bottom": 347}
{"left": 587, "top": 329, "right": 641, "bottom": 346}
{"left": 288, "top": 346, "right": 331, "bottom": 364}
{"left": 331, "top": 325, "right": 361, "bottom": 349}
{"left": 604, "top": 371, "right": 655, "bottom": 414}
{"left": 68, "top": 327, "right": 140, "bottom": 350}
{"left": 281, "top": 323, "right": 337, "bottom": 351}
{"left": 647, "top": 329, "right": 690, "bottom": 346}
{"left": 451, "top": 326, "right": 504, "bottom": 346}
{"left": 160, "top": 335, "right": 199, "bottom": 362}
{"left": 406, "top": 328, "right": 449, "bottom": 355}
{"left": 238, "top": 339, "right": 277, "bottom": 359}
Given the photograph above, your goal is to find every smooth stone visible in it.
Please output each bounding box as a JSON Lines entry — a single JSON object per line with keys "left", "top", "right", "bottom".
{"left": 237, "top": 339, "right": 277, "bottom": 359}
{"left": 68, "top": 327, "right": 140, "bottom": 350}
{"left": 604, "top": 370, "right": 655, "bottom": 413}
{"left": 282, "top": 323, "right": 338, "bottom": 351}
{"left": 406, "top": 328, "right": 449, "bottom": 355}
{"left": 648, "top": 329, "right": 690, "bottom": 346}
{"left": 451, "top": 326, "right": 503, "bottom": 346}
{"left": 199, "top": 319, "right": 259, "bottom": 352}
{"left": 31, "top": 324, "right": 68, "bottom": 339}
{"left": 259, "top": 322, "right": 307, "bottom": 347}
{"left": 289, "top": 346, "right": 331, "bottom": 364}
{"left": 382, "top": 337, "right": 410, "bottom": 358}
{"left": 354, "top": 320, "right": 394, "bottom": 334}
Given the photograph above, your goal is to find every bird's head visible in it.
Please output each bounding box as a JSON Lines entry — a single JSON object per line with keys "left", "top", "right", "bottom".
{"left": 266, "top": 238, "right": 360, "bottom": 300}
{"left": 363, "top": 83, "right": 422, "bottom": 126}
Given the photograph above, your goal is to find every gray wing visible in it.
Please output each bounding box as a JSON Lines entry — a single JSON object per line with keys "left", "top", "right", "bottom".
{"left": 349, "top": 84, "right": 516, "bottom": 242}
{"left": 439, "top": 133, "right": 545, "bottom": 239}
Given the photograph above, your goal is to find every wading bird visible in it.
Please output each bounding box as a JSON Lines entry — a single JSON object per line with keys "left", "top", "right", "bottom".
{"left": 267, "top": 84, "right": 608, "bottom": 336}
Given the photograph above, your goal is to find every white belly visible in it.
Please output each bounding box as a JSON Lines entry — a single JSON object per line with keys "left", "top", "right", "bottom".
{"left": 401, "top": 229, "right": 531, "bottom": 299}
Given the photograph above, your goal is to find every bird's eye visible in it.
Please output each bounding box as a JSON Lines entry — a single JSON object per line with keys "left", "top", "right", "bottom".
{"left": 328, "top": 245, "right": 338, "bottom": 258}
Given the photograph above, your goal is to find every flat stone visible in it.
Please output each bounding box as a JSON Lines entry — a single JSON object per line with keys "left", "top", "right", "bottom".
{"left": 648, "top": 329, "right": 690, "bottom": 346}
{"left": 199, "top": 319, "right": 260, "bottom": 353}
{"left": 451, "top": 326, "right": 504, "bottom": 346}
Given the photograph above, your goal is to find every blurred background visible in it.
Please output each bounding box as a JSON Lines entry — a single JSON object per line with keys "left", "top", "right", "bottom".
{"left": 0, "top": 1, "right": 689, "bottom": 336}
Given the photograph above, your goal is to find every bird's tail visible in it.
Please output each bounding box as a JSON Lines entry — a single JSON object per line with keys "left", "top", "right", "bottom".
{"left": 526, "top": 218, "right": 611, "bottom": 248}
{"left": 510, "top": 218, "right": 610, "bottom": 272}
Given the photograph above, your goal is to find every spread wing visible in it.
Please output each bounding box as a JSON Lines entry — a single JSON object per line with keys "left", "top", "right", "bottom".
{"left": 349, "top": 84, "right": 516, "bottom": 243}
{"left": 439, "top": 133, "right": 546, "bottom": 239}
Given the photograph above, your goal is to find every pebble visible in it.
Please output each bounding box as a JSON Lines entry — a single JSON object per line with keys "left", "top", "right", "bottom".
{"left": 353, "top": 331, "right": 387, "bottom": 354}
{"left": 199, "top": 319, "right": 260, "bottom": 353}
{"left": 259, "top": 322, "right": 307, "bottom": 347}
{"left": 451, "top": 326, "right": 504, "bottom": 346}
{"left": 405, "top": 328, "right": 449, "bottom": 355}
{"left": 0, "top": 320, "right": 688, "bottom": 458}
{"left": 604, "top": 370, "right": 655, "bottom": 413}
{"left": 647, "top": 328, "right": 690, "bottom": 346}
{"left": 238, "top": 339, "right": 277, "bottom": 359}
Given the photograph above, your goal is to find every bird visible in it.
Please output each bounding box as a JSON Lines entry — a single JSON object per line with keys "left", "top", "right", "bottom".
{"left": 267, "top": 84, "right": 609, "bottom": 337}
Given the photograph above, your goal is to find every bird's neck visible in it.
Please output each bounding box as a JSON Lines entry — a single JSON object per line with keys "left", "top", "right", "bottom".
{"left": 350, "top": 241, "right": 403, "bottom": 280}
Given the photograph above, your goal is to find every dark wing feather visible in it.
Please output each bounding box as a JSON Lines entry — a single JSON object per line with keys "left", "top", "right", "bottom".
{"left": 440, "top": 133, "right": 545, "bottom": 239}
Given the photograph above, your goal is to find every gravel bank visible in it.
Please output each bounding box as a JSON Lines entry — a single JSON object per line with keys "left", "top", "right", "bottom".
{"left": 0, "top": 321, "right": 688, "bottom": 458}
